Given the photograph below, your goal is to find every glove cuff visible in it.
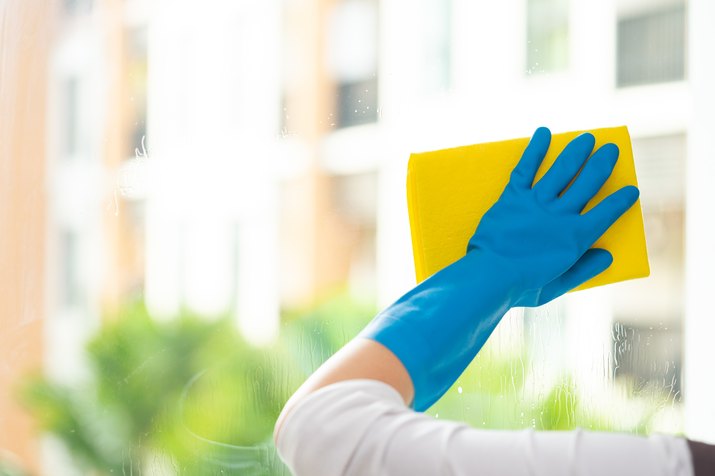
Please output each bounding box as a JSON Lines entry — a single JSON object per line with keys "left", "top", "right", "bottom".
{"left": 361, "top": 251, "right": 517, "bottom": 410}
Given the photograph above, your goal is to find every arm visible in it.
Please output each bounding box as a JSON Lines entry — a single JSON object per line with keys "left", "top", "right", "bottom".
{"left": 278, "top": 127, "right": 628, "bottom": 420}
{"left": 274, "top": 337, "right": 414, "bottom": 438}
{"left": 277, "top": 379, "right": 694, "bottom": 476}
{"left": 274, "top": 128, "right": 706, "bottom": 474}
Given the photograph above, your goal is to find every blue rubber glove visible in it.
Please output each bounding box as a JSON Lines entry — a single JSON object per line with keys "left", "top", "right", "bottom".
{"left": 361, "top": 127, "right": 640, "bottom": 411}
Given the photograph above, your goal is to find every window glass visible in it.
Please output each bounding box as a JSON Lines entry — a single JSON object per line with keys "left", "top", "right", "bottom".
{"left": 1, "top": 1, "right": 712, "bottom": 474}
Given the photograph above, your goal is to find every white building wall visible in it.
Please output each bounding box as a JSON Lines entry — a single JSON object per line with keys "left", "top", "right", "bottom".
{"left": 684, "top": 0, "right": 715, "bottom": 443}
{"left": 146, "top": 0, "right": 282, "bottom": 344}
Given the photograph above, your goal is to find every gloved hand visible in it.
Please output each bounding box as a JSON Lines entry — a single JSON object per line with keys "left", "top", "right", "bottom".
{"left": 361, "top": 127, "right": 640, "bottom": 411}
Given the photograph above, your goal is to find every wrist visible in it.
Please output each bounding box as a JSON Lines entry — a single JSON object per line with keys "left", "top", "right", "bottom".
{"left": 457, "top": 248, "right": 525, "bottom": 309}
{"left": 361, "top": 249, "right": 520, "bottom": 410}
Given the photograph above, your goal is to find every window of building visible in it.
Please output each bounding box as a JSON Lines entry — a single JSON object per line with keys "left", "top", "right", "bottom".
{"left": 336, "top": 77, "right": 378, "bottom": 128}
{"left": 327, "top": 0, "right": 379, "bottom": 128}
{"left": 63, "top": 77, "right": 79, "bottom": 158}
{"left": 421, "top": 0, "right": 453, "bottom": 92}
{"left": 526, "top": 0, "right": 569, "bottom": 75}
{"left": 59, "top": 229, "right": 83, "bottom": 310}
{"left": 610, "top": 134, "right": 686, "bottom": 402}
{"left": 64, "top": 0, "right": 93, "bottom": 15}
{"left": 612, "top": 321, "right": 682, "bottom": 401}
{"left": 126, "top": 27, "right": 148, "bottom": 158}
{"left": 616, "top": 4, "right": 686, "bottom": 87}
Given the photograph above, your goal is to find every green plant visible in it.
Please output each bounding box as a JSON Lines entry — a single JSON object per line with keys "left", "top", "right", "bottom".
{"left": 280, "top": 292, "right": 377, "bottom": 374}
{"left": 427, "top": 343, "right": 658, "bottom": 434}
{"left": 20, "top": 302, "right": 300, "bottom": 475}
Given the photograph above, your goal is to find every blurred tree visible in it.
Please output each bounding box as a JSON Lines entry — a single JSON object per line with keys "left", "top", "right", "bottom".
{"left": 20, "top": 301, "right": 300, "bottom": 475}
{"left": 428, "top": 348, "right": 655, "bottom": 434}
{"left": 281, "top": 291, "right": 377, "bottom": 374}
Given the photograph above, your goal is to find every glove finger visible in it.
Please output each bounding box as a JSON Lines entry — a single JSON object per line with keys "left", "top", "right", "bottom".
{"left": 534, "top": 132, "right": 596, "bottom": 201}
{"left": 537, "top": 248, "right": 613, "bottom": 305}
{"left": 509, "top": 127, "right": 551, "bottom": 188}
{"left": 557, "top": 143, "right": 619, "bottom": 213}
{"left": 581, "top": 185, "right": 640, "bottom": 244}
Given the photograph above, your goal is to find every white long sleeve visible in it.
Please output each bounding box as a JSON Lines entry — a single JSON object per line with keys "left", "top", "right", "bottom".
{"left": 275, "top": 379, "right": 693, "bottom": 476}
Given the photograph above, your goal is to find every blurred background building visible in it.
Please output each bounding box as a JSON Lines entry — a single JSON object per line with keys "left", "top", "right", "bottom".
{"left": 1, "top": 0, "right": 714, "bottom": 473}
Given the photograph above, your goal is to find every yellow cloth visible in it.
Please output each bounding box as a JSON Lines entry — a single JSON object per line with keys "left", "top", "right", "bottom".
{"left": 407, "top": 126, "right": 649, "bottom": 291}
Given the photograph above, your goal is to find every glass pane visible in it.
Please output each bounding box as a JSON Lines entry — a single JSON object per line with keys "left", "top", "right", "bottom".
{"left": 1, "top": 0, "right": 713, "bottom": 474}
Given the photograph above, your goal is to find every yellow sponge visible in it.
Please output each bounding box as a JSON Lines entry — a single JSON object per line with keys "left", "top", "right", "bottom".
{"left": 407, "top": 126, "right": 650, "bottom": 291}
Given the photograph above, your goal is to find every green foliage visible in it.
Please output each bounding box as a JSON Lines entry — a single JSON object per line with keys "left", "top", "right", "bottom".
{"left": 427, "top": 348, "right": 529, "bottom": 428}
{"left": 281, "top": 292, "right": 377, "bottom": 374}
{"left": 18, "top": 293, "right": 658, "bottom": 475}
{"left": 535, "top": 376, "right": 579, "bottom": 430}
{"left": 427, "top": 346, "right": 653, "bottom": 433}
{"left": 20, "top": 302, "right": 301, "bottom": 475}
